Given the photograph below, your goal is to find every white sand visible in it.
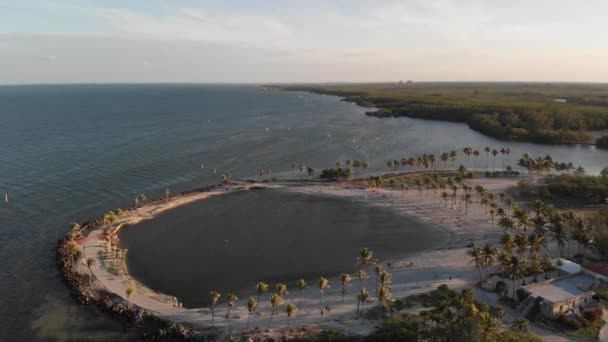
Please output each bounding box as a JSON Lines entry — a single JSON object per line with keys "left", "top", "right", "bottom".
{"left": 80, "top": 176, "right": 528, "bottom": 338}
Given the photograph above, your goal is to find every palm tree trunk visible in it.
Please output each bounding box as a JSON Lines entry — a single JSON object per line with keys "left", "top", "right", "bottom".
{"left": 211, "top": 305, "right": 215, "bottom": 327}
{"left": 361, "top": 301, "right": 365, "bottom": 324}
{"left": 246, "top": 312, "right": 250, "bottom": 330}
{"left": 267, "top": 309, "right": 274, "bottom": 329}
{"left": 228, "top": 308, "right": 232, "bottom": 337}
{"left": 356, "top": 299, "right": 360, "bottom": 319}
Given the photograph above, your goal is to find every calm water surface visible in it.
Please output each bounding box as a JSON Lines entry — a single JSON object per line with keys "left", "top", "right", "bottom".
{"left": 1, "top": 84, "right": 607, "bottom": 341}
{"left": 119, "top": 189, "right": 449, "bottom": 308}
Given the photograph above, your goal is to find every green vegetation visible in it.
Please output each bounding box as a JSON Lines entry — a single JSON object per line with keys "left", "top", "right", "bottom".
{"left": 513, "top": 167, "right": 608, "bottom": 205}
{"left": 282, "top": 83, "right": 608, "bottom": 144}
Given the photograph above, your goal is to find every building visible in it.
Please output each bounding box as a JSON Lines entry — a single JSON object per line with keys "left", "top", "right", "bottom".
{"left": 520, "top": 272, "right": 598, "bottom": 319}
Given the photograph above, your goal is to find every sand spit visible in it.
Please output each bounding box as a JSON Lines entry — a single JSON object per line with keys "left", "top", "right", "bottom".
{"left": 73, "top": 176, "right": 526, "bottom": 339}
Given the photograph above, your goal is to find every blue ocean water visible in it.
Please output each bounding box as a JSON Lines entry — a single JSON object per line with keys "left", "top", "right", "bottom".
{"left": 1, "top": 84, "right": 606, "bottom": 340}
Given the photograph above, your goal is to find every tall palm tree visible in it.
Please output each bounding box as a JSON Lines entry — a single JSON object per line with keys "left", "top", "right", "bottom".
{"left": 357, "top": 248, "right": 375, "bottom": 272}
{"left": 357, "top": 269, "right": 367, "bottom": 298}
{"left": 376, "top": 286, "right": 392, "bottom": 324}
{"left": 357, "top": 288, "right": 370, "bottom": 322}
{"left": 296, "top": 279, "right": 307, "bottom": 307}
{"left": 85, "top": 257, "right": 96, "bottom": 285}
{"left": 527, "top": 233, "right": 544, "bottom": 258}
{"left": 500, "top": 233, "right": 515, "bottom": 254}
{"left": 484, "top": 147, "right": 491, "bottom": 170}
{"left": 226, "top": 294, "right": 238, "bottom": 337}
{"left": 286, "top": 303, "right": 298, "bottom": 330}
{"left": 481, "top": 244, "right": 496, "bottom": 278}
{"left": 491, "top": 149, "right": 499, "bottom": 172}
{"left": 530, "top": 256, "right": 543, "bottom": 283}
{"left": 489, "top": 208, "right": 497, "bottom": 229}
{"left": 256, "top": 282, "right": 269, "bottom": 306}
{"left": 374, "top": 265, "right": 384, "bottom": 289}
{"left": 514, "top": 233, "right": 528, "bottom": 257}
{"left": 508, "top": 255, "right": 527, "bottom": 301}
{"left": 467, "top": 247, "right": 484, "bottom": 281}
{"left": 340, "top": 273, "right": 352, "bottom": 302}
{"left": 318, "top": 277, "right": 329, "bottom": 312}
{"left": 210, "top": 291, "right": 221, "bottom": 327}
{"left": 267, "top": 293, "right": 283, "bottom": 329}
{"left": 245, "top": 297, "right": 258, "bottom": 331}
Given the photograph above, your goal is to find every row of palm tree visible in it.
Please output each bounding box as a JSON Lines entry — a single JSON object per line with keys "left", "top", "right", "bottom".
{"left": 384, "top": 146, "right": 515, "bottom": 174}
{"left": 206, "top": 248, "right": 393, "bottom": 335}
{"left": 517, "top": 154, "right": 581, "bottom": 175}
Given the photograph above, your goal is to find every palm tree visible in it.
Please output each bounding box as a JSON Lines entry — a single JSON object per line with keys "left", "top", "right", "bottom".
{"left": 245, "top": 297, "right": 258, "bottom": 331}
{"left": 527, "top": 233, "right": 544, "bottom": 258}
{"left": 267, "top": 293, "right": 283, "bottom": 329}
{"left": 275, "top": 283, "right": 288, "bottom": 297}
{"left": 530, "top": 256, "right": 543, "bottom": 283}
{"left": 473, "top": 150, "right": 480, "bottom": 169}
{"left": 296, "top": 279, "right": 307, "bottom": 307}
{"left": 285, "top": 303, "right": 298, "bottom": 329}
{"left": 357, "top": 248, "right": 375, "bottom": 272}
{"left": 256, "top": 281, "right": 269, "bottom": 305}
{"left": 340, "top": 273, "right": 352, "bottom": 302}
{"left": 467, "top": 247, "right": 484, "bottom": 281}
{"left": 376, "top": 286, "right": 392, "bottom": 324}
{"left": 481, "top": 244, "right": 496, "bottom": 278}
{"left": 357, "top": 288, "right": 370, "bottom": 322}
{"left": 514, "top": 233, "right": 528, "bottom": 257}
{"left": 498, "top": 216, "right": 515, "bottom": 231}
{"left": 489, "top": 208, "right": 497, "bottom": 229}
{"left": 356, "top": 269, "right": 367, "bottom": 298}
{"left": 85, "top": 257, "right": 96, "bottom": 285}
{"left": 374, "top": 265, "right": 384, "bottom": 289}
{"left": 484, "top": 147, "right": 491, "bottom": 169}
{"left": 500, "top": 232, "right": 515, "bottom": 254}
{"left": 508, "top": 255, "right": 527, "bottom": 301}
{"left": 226, "top": 294, "right": 238, "bottom": 337}
{"left": 513, "top": 208, "right": 531, "bottom": 231}
{"left": 318, "top": 277, "right": 329, "bottom": 312}
{"left": 210, "top": 291, "right": 221, "bottom": 327}
{"left": 491, "top": 149, "right": 498, "bottom": 172}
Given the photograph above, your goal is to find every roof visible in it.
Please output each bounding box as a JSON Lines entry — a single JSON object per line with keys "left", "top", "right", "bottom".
{"left": 523, "top": 273, "right": 596, "bottom": 304}
{"left": 584, "top": 263, "right": 608, "bottom": 278}
{"left": 553, "top": 258, "right": 581, "bottom": 274}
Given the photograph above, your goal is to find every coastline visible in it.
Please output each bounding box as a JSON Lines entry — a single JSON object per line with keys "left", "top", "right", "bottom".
{"left": 58, "top": 174, "right": 529, "bottom": 339}
{"left": 275, "top": 85, "right": 600, "bottom": 147}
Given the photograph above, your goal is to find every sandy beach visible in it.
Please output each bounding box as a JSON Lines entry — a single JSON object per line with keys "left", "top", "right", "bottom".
{"left": 80, "top": 176, "right": 529, "bottom": 338}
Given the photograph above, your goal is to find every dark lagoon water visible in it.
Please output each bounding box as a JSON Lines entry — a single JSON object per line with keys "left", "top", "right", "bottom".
{"left": 1, "top": 84, "right": 607, "bottom": 341}
{"left": 119, "top": 189, "right": 448, "bottom": 308}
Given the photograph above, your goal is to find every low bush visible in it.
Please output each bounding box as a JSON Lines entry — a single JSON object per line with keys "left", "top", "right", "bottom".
{"left": 583, "top": 307, "right": 603, "bottom": 322}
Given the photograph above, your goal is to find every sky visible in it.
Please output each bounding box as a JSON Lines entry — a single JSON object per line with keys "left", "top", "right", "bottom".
{"left": 1, "top": 0, "right": 608, "bottom": 84}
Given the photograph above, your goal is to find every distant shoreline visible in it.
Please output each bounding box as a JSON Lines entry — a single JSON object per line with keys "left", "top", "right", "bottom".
{"left": 274, "top": 84, "right": 606, "bottom": 146}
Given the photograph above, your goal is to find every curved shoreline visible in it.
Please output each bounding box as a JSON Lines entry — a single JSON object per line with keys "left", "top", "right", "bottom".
{"left": 58, "top": 175, "right": 526, "bottom": 339}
